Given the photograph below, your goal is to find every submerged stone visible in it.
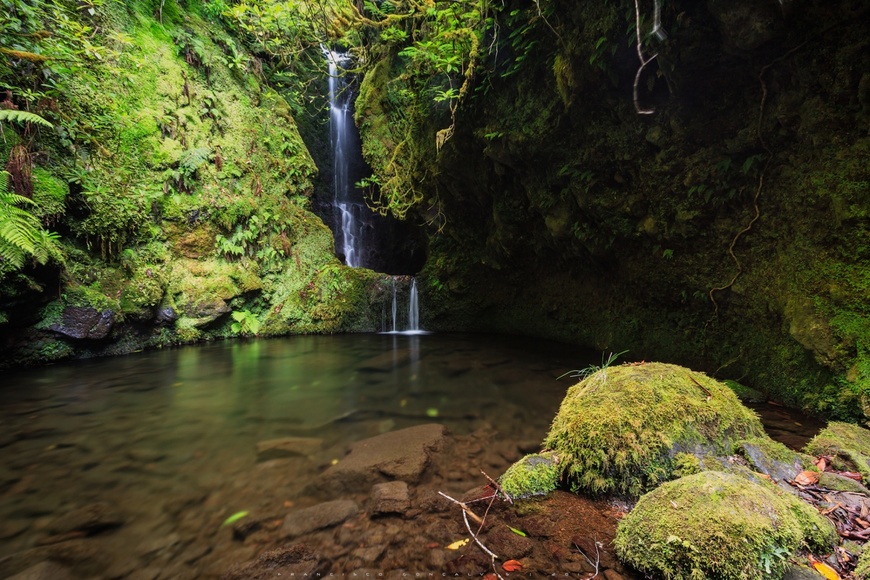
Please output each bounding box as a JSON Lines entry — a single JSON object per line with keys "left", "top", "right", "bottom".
{"left": 255, "top": 437, "right": 322, "bottom": 461}
{"left": 316, "top": 424, "right": 447, "bottom": 494}
{"left": 614, "top": 471, "right": 837, "bottom": 580}
{"left": 281, "top": 499, "right": 359, "bottom": 539}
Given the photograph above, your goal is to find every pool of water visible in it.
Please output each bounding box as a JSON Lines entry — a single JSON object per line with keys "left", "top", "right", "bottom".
{"left": 0, "top": 333, "right": 825, "bottom": 577}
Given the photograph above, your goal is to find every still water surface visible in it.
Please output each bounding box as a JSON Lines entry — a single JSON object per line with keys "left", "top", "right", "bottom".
{"left": 0, "top": 333, "right": 823, "bottom": 576}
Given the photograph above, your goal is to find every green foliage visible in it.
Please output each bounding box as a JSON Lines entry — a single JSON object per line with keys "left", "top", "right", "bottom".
{"left": 0, "top": 110, "right": 52, "bottom": 128}
{"left": 231, "top": 309, "right": 260, "bottom": 335}
{"left": 0, "top": 171, "right": 60, "bottom": 273}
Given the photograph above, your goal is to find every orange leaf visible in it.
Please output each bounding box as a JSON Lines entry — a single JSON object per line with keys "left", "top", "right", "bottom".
{"left": 816, "top": 457, "right": 829, "bottom": 471}
{"left": 502, "top": 560, "right": 523, "bottom": 572}
{"left": 811, "top": 560, "right": 841, "bottom": 580}
{"left": 794, "top": 470, "right": 820, "bottom": 486}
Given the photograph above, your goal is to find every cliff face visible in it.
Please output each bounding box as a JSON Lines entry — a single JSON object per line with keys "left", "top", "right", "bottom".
{"left": 0, "top": 1, "right": 394, "bottom": 367}
{"left": 354, "top": 0, "right": 870, "bottom": 418}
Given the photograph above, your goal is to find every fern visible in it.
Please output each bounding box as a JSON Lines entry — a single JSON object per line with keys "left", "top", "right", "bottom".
{"left": 179, "top": 146, "right": 211, "bottom": 175}
{"left": 0, "top": 109, "right": 53, "bottom": 128}
{"left": 0, "top": 171, "right": 59, "bottom": 270}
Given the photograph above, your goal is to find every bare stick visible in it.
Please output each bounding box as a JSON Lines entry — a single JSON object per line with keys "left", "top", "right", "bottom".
{"left": 462, "top": 509, "right": 499, "bottom": 560}
{"left": 480, "top": 469, "right": 513, "bottom": 504}
{"left": 574, "top": 538, "right": 601, "bottom": 577}
{"left": 437, "top": 491, "right": 484, "bottom": 526}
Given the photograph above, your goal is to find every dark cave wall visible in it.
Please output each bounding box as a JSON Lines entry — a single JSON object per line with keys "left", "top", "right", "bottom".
{"left": 358, "top": 0, "right": 870, "bottom": 417}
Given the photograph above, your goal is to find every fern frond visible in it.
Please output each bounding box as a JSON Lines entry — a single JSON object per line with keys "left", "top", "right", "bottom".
{"left": 0, "top": 109, "right": 53, "bottom": 128}
{"left": 179, "top": 146, "right": 211, "bottom": 174}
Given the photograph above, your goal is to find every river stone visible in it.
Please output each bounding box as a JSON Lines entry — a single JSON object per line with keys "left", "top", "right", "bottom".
{"left": 256, "top": 437, "right": 322, "bottom": 461}
{"left": 51, "top": 307, "right": 114, "bottom": 339}
{"left": 369, "top": 481, "right": 410, "bottom": 515}
{"left": 8, "top": 561, "right": 73, "bottom": 580}
{"left": 45, "top": 502, "right": 124, "bottom": 535}
{"left": 281, "top": 499, "right": 359, "bottom": 538}
{"left": 738, "top": 440, "right": 803, "bottom": 483}
{"left": 222, "top": 545, "right": 326, "bottom": 579}
{"left": 316, "top": 424, "right": 447, "bottom": 494}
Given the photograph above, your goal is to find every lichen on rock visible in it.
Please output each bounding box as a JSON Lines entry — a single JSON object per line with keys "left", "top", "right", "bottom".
{"left": 614, "top": 471, "right": 837, "bottom": 580}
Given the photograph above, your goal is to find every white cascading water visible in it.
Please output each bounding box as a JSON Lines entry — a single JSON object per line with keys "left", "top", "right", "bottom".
{"left": 324, "top": 47, "right": 363, "bottom": 267}
{"left": 383, "top": 277, "right": 426, "bottom": 334}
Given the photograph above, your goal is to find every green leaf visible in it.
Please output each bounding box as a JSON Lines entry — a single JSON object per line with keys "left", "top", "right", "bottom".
{"left": 508, "top": 526, "right": 527, "bottom": 537}
{"left": 0, "top": 109, "right": 53, "bottom": 128}
{"left": 221, "top": 510, "right": 249, "bottom": 527}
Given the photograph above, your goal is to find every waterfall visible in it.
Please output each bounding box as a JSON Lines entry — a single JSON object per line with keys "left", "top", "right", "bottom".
{"left": 408, "top": 278, "right": 419, "bottom": 332}
{"left": 324, "top": 47, "right": 364, "bottom": 267}
{"left": 382, "top": 276, "right": 427, "bottom": 335}
{"left": 391, "top": 277, "right": 397, "bottom": 333}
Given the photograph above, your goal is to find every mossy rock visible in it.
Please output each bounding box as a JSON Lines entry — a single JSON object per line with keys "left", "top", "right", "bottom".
{"left": 856, "top": 548, "right": 870, "bottom": 580}
{"left": 614, "top": 471, "right": 838, "bottom": 580}
{"left": 542, "top": 362, "right": 766, "bottom": 496}
{"left": 803, "top": 422, "right": 870, "bottom": 484}
{"left": 498, "top": 452, "right": 561, "bottom": 499}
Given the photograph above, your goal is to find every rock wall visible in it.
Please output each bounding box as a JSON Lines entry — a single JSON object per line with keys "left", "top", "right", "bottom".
{"left": 355, "top": 0, "right": 870, "bottom": 418}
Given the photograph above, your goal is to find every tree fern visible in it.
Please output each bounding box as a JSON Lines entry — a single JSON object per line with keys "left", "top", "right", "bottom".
{"left": 0, "top": 171, "right": 58, "bottom": 270}
{"left": 0, "top": 109, "right": 53, "bottom": 128}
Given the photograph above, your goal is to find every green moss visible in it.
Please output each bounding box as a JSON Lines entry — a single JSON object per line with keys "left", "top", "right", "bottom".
{"left": 498, "top": 452, "right": 561, "bottom": 499}
{"left": 542, "top": 362, "right": 766, "bottom": 497}
{"left": 724, "top": 379, "right": 767, "bottom": 403}
{"left": 804, "top": 422, "right": 870, "bottom": 484}
{"left": 615, "top": 471, "right": 837, "bottom": 580}
{"left": 818, "top": 471, "right": 870, "bottom": 494}
{"left": 856, "top": 549, "right": 870, "bottom": 580}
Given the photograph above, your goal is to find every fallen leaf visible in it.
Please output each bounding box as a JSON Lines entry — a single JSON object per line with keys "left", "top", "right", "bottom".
{"left": 811, "top": 559, "right": 841, "bottom": 580}
{"left": 856, "top": 518, "right": 870, "bottom": 529}
{"left": 502, "top": 560, "right": 523, "bottom": 572}
{"left": 837, "top": 471, "right": 863, "bottom": 482}
{"left": 221, "top": 511, "right": 249, "bottom": 527}
{"left": 794, "top": 470, "right": 820, "bottom": 486}
{"left": 817, "top": 457, "right": 829, "bottom": 471}
{"left": 426, "top": 542, "right": 439, "bottom": 549}
{"left": 508, "top": 526, "right": 527, "bottom": 537}
{"left": 445, "top": 538, "right": 470, "bottom": 550}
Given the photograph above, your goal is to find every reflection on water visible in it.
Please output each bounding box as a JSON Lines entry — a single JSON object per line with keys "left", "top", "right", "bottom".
{"left": 0, "top": 333, "right": 594, "bottom": 574}
{"left": 0, "top": 334, "right": 824, "bottom": 576}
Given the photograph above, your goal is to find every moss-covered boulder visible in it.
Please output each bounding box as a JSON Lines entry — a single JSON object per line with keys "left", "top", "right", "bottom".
{"left": 804, "top": 422, "right": 870, "bottom": 484}
{"left": 856, "top": 549, "right": 870, "bottom": 580}
{"left": 498, "top": 452, "right": 561, "bottom": 499}
{"left": 541, "top": 362, "right": 766, "bottom": 496}
{"left": 614, "top": 471, "right": 837, "bottom": 580}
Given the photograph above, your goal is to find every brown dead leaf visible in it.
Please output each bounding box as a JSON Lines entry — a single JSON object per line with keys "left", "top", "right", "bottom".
{"left": 856, "top": 518, "right": 870, "bottom": 529}
{"left": 502, "top": 560, "right": 523, "bottom": 572}
{"left": 794, "top": 470, "right": 820, "bottom": 486}
{"left": 837, "top": 471, "right": 863, "bottom": 482}
{"left": 817, "top": 457, "right": 829, "bottom": 471}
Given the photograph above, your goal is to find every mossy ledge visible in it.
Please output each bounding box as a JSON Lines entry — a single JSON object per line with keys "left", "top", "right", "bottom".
{"left": 614, "top": 471, "right": 837, "bottom": 580}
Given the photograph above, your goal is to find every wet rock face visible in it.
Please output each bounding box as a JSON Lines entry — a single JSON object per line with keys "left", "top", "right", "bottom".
{"left": 51, "top": 307, "right": 114, "bottom": 340}
{"left": 706, "top": 0, "right": 783, "bottom": 51}
{"left": 281, "top": 500, "right": 359, "bottom": 539}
